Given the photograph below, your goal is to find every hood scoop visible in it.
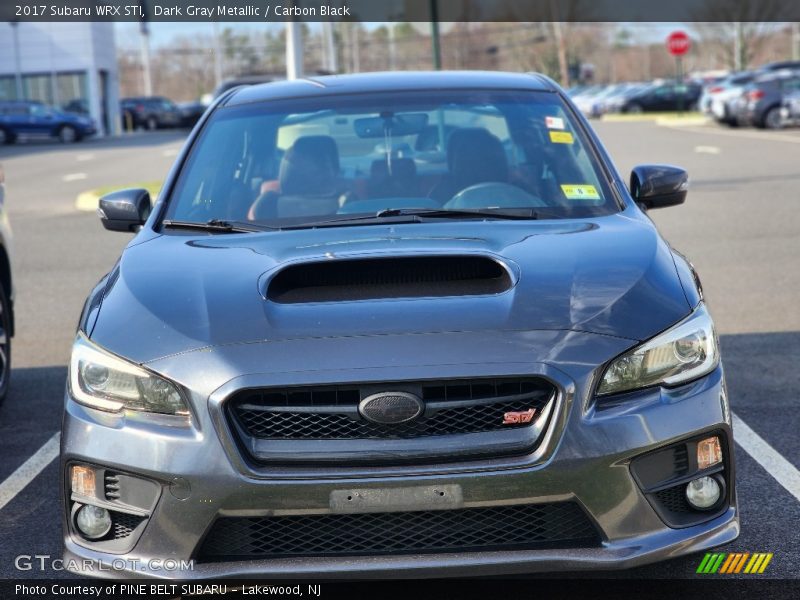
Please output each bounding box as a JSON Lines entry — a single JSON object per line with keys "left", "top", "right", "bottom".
{"left": 267, "top": 255, "right": 513, "bottom": 304}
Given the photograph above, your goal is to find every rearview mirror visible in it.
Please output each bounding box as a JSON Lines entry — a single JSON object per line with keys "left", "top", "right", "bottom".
{"left": 354, "top": 113, "right": 429, "bottom": 138}
{"left": 630, "top": 165, "right": 688, "bottom": 210}
{"left": 98, "top": 188, "right": 151, "bottom": 232}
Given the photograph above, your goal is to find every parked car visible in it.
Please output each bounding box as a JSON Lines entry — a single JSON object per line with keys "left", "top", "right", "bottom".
{"left": 781, "top": 87, "right": 800, "bottom": 126}
{"left": 757, "top": 60, "right": 800, "bottom": 73}
{"left": 177, "top": 101, "right": 207, "bottom": 128}
{"left": 597, "top": 82, "right": 652, "bottom": 114}
{"left": 731, "top": 70, "right": 800, "bottom": 129}
{"left": 211, "top": 74, "right": 282, "bottom": 100}
{"left": 621, "top": 81, "right": 702, "bottom": 113}
{"left": 63, "top": 71, "right": 735, "bottom": 579}
{"left": 0, "top": 163, "right": 14, "bottom": 405}
{"left": 0, "top": 100, "right": 96, "bottom": 144}
{"left": 570, "top": 84, "right": 613, "bottom": 117}
{"left": 701, "top": 71, "right": 755, "bottom": 126}
{"left": 62, "top": 98, "right": 90, "bottom": 116}
{"left": 120, "top": 96, "right": 182, "bottom": 131}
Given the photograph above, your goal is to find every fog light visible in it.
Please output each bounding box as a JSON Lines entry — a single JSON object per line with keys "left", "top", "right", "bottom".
{"left": 75, "top": 505, "right": 112, "bottom": 539}
{"left": 685, "top": 476, "right": 721, "bottom": 510}
{"left": 697, "top": 436, "right": 722, "bottom": 470}
{"left": 70, "top": 465, "right": 96, "bottom": 497}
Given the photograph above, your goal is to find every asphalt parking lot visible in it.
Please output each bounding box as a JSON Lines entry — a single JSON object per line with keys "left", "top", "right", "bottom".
{"left": 0, "top": 120, "right": 797, "bottom": 580}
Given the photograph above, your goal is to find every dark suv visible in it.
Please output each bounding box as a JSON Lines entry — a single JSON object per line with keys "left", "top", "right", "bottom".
{"left": 0, "top": 101, "right": 96, "bottom": 144}
{"left": 120, "top": 97, "right": 182, "bottom": 131}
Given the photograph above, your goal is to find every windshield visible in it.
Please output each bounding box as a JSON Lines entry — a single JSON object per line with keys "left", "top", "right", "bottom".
{"left": 164, "top": 89, "right": 619, "bottom": 229}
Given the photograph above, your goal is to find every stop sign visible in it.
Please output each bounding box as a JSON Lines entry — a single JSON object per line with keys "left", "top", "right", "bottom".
{"left": 666, "top": 31, "right": 691, "bottom": 56}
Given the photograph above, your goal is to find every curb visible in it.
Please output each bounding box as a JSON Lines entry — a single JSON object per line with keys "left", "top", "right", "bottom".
{"left": 655, "top": 116, "right": 711, "bottom": 127}
{"left": 600, "top": 114, "right": 708, "bottom": 124}
{"left": 75, "top": 191, "right": 100, "bottom": 212}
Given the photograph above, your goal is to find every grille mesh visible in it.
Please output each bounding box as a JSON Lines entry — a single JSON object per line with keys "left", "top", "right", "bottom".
{"left": 230, "top": 378, "right": 553, "bottom": 441}
{"left": 238, "top": 400, "right": 537, "bottom": 439}
{"left": 197, "top": 502, "right": 599, "bottom": 561}
{"left": 110, "top": 512, "right": 145, "bottom": 540}
{"left": 654, "top": 485, "right": 693, "bottom": 514}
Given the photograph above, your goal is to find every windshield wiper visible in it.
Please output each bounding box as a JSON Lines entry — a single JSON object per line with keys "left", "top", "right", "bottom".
{"left": 375, "top": 207, "right": 542, "bottom": 220}
{"left": 282, "top": 207, "right": 548, "bottom": 230}
{"left": 161, "top": 219, "right": 274, "bottom": 233}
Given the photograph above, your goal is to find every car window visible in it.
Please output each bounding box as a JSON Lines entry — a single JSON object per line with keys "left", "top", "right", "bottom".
{"left": 164, "top": 89, "right": 619, "bottom": 228}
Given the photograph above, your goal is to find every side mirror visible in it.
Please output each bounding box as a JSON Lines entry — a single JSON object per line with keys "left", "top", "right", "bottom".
{"left": 630, "top": 164, "right": 688, "bottom": 210}
{"left": 98, "top": 188, "right": 151, "bottom": 232}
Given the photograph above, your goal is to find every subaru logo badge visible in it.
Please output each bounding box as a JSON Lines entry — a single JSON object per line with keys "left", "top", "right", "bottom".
{"left": 359, "top": 392, "right": 424, "bottom": 425}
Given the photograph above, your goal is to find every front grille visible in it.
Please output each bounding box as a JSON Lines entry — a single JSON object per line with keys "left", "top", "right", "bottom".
{"left": 230, "top": 378, "right": 553, "bottom": 441}
{"left": 197, "top": 502, "right": 599, "bottom": 561}
{"left": 238, "top": 399, "right": 539, "bottom": 439}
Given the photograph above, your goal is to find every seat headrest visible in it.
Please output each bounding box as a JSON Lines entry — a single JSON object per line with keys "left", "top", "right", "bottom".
{"left": 447, "top": 128, "right": 508, "bottom": 188}
{"left": 279, "top": 135, "right": 340, "bottom": 196}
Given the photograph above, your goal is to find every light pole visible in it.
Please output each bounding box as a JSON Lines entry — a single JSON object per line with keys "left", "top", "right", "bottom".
{"left": 212, "top": 21, "right": 223, "bottom": 88}
{"left": 430, "top": 0, "right": 442, "bottom": 70}
{"left": 10, "top": 21, "right": 24, "bottom": 100}
{"left": 286, "top": 21, "right": 303, "bottom": 80}
{"left": 139, "top": 23, "right": 153, "bottom": 95}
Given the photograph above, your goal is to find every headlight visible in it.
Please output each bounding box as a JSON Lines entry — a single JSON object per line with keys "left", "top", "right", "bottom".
{"left": 69, "top": 334, "right": 189, "bottom": 416}
{"left": 597, "top": 304, "right": 719, "bottom": 396}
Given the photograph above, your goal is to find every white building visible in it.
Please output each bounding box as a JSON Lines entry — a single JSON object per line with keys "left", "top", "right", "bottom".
{"left": 0, "top": 22, "right": 120, "bottom": 135}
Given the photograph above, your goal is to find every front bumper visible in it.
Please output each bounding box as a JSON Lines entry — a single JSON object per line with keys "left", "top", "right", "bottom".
{"left": 61, "top": 333, "right": 737, "bottom": 579}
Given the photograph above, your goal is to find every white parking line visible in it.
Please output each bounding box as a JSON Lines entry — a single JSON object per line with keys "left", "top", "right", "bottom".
{"left": 162, "top": 148, "right": 179, "bottom": 157}
{"left": 0, "top": 432, "right": 60, "bottom": 512}
{"left": 75, "top": 153, "right": 94, "bottom": 162}
{"left": 694, "top": 145, "right": 721, "bottom": 154}
{"left": 732, "top": 412, "right": 800, "bottom": 503}
{"left": 62, "top": 172, "right": 88, "bottom": 182}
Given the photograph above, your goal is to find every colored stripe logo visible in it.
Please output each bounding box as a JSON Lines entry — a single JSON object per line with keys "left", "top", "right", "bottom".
{"left": 696, "top": 552, "right": 773, "bottom": 574}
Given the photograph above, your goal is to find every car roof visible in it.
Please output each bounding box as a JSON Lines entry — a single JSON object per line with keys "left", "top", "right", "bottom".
{"left": 224, "top": 71, "right": 557, "bottom": 106}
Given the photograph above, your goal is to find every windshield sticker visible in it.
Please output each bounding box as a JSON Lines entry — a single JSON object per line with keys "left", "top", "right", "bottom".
{"left": 561, "top": 184, "right": 601, "bottom": 200}
{"left": 549, "top": 130, "right": 574, "bottom": 144}
{"left": 545, "top": 116, "right": 565, "bottom": 129}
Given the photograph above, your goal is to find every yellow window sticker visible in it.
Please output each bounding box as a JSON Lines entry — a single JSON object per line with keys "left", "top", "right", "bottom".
{"left": 561, "top": 184, "right": 601, "bottom": 200}
{"left": 549, "top": 130, "right": 574, "bottom": 144}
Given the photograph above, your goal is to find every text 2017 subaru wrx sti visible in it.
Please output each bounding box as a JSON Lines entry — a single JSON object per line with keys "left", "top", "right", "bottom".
{"left": 62, "top": 71, "right": 737, "bottom": 578}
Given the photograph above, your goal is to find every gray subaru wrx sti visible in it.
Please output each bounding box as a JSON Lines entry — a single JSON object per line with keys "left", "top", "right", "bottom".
{"left": 62, "top": 72, "right": 737, "bottom": 578}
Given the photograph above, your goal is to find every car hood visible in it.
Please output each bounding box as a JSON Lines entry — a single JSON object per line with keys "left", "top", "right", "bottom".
{"left": 89, "top": 210, "right": 691, "bottom": 364}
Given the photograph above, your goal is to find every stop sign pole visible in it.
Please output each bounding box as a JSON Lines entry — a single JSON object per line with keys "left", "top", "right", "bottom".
{"left": 667, "top": 31, "right": 691, "bottom": 114}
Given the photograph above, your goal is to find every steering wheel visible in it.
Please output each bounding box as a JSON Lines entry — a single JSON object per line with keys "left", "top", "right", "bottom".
{"left": 445, "top": 182, "right": 548, "bottom": 209}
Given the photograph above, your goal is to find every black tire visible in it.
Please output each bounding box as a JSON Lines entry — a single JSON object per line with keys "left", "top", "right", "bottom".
{"left": 146, "top": 116, "right": 158, "bottom": 131}
{"left": 0, "top": 283, "right": 11, "bottom": 406}
{"left": 58, "top": 125, "right": 78, "bottom": 143}
{"left": 759, "top": 107, "right": 783, "bottom": 130}
{"left": 626, "top": 103, "right": 644, "bottom": 114}
{"left": 0, "top": 128, "right": 14, "bottom": 145}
